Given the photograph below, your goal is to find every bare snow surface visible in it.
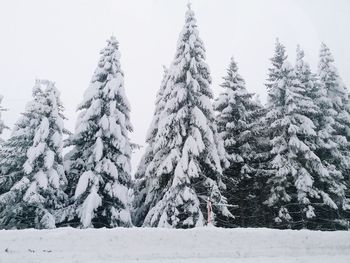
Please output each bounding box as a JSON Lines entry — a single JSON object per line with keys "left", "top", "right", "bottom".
{"left": 0, "top": 228, "right": 349, "bottom": 263}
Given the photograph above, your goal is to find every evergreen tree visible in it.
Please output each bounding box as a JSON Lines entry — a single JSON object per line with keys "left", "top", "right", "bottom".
{"left": 133, "top": 66, "right": 172, "bottom": 226}
{"left": 265, "top": 59, "right": 317, "bottom": 228}
{"left": 261, "top": 39, "right": 288, "bottom": 226}
{"left": 314, "top": 43, "right": 350, "bottom": 229}
{"left": 137, "top": 4, "right": 231, "bottom": 228}
{"left": 0, "top": 80, "right": 68, "bottom": 229}
{"left": 65, "top": 36, "right": 134, "bottom": 228}
{"left": 214, "top": 57, "right": 266, "bottom": 227}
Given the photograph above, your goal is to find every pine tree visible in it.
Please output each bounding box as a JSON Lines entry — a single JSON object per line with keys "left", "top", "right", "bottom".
{"left": 65, "top": 36, "right": 134, "bottom": 228}
{"left": 133, "top": 66, "right": 172, "bottom": 226}
{"left": 137, "top": 4, "right": 231, "bottom": 228}
{"left": 214, "top": 57, "right": 266, "bottom": 227}
{"left": 265, "top": 60, "right": 316, "bottom": 228}
{"left": 261, "top": 39, "right": 288, "bottom": 226}
{"left": 314, "top": 43, "right": 350, "bottom": 229}
{"left": 0, "top": 80, "right": 68, "bottom": 229}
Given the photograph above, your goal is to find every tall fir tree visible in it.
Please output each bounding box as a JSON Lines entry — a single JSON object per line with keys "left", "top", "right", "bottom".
{"left": 262, "top": 39, "right": 289, "bottom": 226}
{"left": 315, "top": 43, "right": 350, "bottom": 229}
{"left": 65, "top": 36, "right": 134, "bottom": 228}
{"left": 0, "top": 80, "right": 68, "bottom": 229}
{"left": 136, "top": 4, "right": 231, "bottom": 228}
{"left": 214, "top": 57, "right": 266, "bottom": 227}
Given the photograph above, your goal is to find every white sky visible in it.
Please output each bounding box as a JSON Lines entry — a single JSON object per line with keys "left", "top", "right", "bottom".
{"left": 0, "top": 0, "right": 349, "bottom": 171}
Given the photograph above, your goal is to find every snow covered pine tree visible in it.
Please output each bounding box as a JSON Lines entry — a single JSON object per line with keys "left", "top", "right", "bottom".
{"left": 314, "top": 43, "right": 350, "bottom": 229}
{"left": 263, "top": 39, "right": 291, "bottom": 227}
{"left": 265, "top": 40, "right": 319, "bottom": 228}
{"left": 0, "top": 80, "right": 68, "bottom": 229}
{"left": 135, "top": 4, "right": 231, "bottom": 228}
{"left": 64, "top": 36, "right": 134, "bottom": 228}
{"left": 133, "top": 66, "right": 172, "bottom": 226}
{"left": 214, "top": 57, "right": 267, "bottom": 227}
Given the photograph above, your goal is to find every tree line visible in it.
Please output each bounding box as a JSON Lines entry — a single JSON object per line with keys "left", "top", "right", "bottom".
{"left": 0, "top": 4, "right": 349, "bottom": 230}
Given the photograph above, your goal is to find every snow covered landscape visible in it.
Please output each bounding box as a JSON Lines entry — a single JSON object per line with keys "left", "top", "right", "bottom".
{"left": 1, "top": 227, "right": 349, "bottom": 263}
{"left": 0, "top": 0, "right": 350, "bottom": 262}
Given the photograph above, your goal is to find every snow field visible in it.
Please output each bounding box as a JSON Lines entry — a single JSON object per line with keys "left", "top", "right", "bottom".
{"left": 0, "top": 227, "right": 349, "bottom": 263}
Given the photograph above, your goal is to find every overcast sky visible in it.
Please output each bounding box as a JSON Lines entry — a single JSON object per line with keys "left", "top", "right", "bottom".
{"left": 0, "top": 0, "right": 349, "bottom": 171}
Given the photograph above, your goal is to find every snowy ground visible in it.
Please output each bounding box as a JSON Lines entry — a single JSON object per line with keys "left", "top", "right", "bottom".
{"left": 0, "top": 227, "right": 349, "bottom": 263}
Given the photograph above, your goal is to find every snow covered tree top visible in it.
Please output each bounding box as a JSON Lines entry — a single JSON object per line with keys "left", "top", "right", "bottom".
{"left": 296, "top": 45, "right": 306, "bottom": 71}
{"left": 317, "top": 43, "right": 347, "bottom": 97}
{"left": 318, "top": 43, "right": 335, "bottom": 73}
{"left": 295, "top": 45, "right": 314, "bottom": 80}
{"left": 221, "top": 57, "right": 246, "bottom": 90}
{"left": 214, "top": 56, "right": 257, "bottom": 132}
{"left": 77, "top": 36, "right": 132, "bottom": 130}
{"left": 170, "top": 3, "right": 212, "bottom": 89}
{"left": 266, "top": 39, "right": 288, "bottom": 108}
{"left": 270, "top": 38, "right": 287, "bottom": 70}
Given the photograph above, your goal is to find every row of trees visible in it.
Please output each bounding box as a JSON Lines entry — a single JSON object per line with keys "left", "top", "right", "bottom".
{"left": 0, "top": 5, "right": 349, "bottom": 230}
{"left": 215, "top": 42, "right": 350, "bottom": 230}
